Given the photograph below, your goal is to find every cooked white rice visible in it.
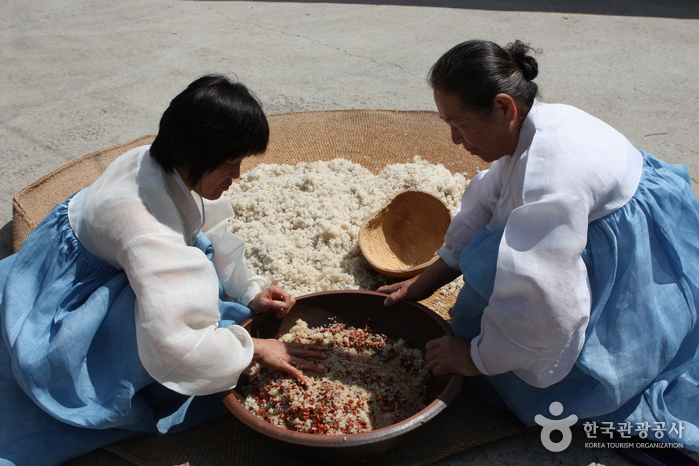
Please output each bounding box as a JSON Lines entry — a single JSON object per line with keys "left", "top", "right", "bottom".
{"left": 224, "top": 157, "right": 468, "bottom": 296}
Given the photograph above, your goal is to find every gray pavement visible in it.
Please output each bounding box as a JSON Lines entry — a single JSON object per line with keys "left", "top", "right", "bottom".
{"left": 2, "top": 0, "right": 699, "bottom": 464}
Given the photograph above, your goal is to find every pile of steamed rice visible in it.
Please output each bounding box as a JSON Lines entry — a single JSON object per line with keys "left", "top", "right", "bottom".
{"left": 224, "top": 157, "right": 468, "bottom": 317}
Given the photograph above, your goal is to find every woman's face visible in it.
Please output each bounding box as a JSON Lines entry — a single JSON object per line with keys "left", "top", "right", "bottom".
{"left": 191, "top": 158, "right": 243, "bottom": 200}
{"left": 433, "top": 89, "right": 519, "bottom": 163}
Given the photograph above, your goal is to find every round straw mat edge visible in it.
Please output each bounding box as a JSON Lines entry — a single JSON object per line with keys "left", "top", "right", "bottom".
{"left": 11, "top": 134, "right": 156, "bottom": 253}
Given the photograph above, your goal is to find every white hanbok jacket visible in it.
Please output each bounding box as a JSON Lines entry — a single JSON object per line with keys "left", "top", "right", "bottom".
{"left": 68, "top": 146, "right": 267, "bottom": 396}
{"left": 438, "top": 101, "right": 643, "bottom": 388}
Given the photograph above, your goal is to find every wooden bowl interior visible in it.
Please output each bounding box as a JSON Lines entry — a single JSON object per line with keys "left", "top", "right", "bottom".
{"left": 359, "top": 191, "right": 451, "bottom": 277}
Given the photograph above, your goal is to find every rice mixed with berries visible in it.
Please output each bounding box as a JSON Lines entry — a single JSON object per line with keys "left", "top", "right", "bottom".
{"left": 243, "top": 319, "right": 432, "bottom": 435}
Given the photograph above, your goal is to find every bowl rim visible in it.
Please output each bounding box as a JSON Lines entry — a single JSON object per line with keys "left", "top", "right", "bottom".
{"left": 221, "top": 290, "right": 464, "bottom": 448}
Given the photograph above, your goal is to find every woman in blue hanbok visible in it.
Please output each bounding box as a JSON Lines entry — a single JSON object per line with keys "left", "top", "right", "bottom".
{"left": 0, "top": 75, "right": 326, "bottom": 465}
{"left": 380, "top": 40, "right": 699, "bottom": 452}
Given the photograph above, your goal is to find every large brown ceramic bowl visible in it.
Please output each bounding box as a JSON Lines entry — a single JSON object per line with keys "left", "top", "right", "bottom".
{"left": 220, "top": 290, "right": 463, "bottom": 464}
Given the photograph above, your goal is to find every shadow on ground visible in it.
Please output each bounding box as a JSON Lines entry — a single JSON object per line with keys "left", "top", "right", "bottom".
{"left": 190, "top": 0, "right": 699, "bottom": 19}
{"left": 0, "top": 222, "right": 13, "bottom": 261}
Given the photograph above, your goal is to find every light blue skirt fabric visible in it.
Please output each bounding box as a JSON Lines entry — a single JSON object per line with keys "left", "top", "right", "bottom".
{"left": 0, "top": 195, "right": 255, "bottom": 466}
{"left": 451, "top": 151, "right": 699, "bottom": 451}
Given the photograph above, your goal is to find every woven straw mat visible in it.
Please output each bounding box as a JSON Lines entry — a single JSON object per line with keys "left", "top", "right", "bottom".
{"left": 12, "top": 110, "right": 527, "bottom": 465}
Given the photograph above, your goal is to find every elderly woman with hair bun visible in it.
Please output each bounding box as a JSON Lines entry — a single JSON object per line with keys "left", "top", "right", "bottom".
{"left": 0, "top": 75, "right": 326, "bottom": 465}
{"left": 381, "top": 40, "right": 699, "bottom": 451}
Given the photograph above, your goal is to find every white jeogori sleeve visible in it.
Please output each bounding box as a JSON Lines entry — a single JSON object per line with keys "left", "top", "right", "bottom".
{"left": 469, "top": 192, "right": 591, "bottom": 387}
{"left": 437, "top": 165, "right": 500, "bottom": 270}
{"left": 117, "top": 220, "right": 255, "bottom": 396}
{"left": 201, "top": 197, "right": 267, "bottom": 306}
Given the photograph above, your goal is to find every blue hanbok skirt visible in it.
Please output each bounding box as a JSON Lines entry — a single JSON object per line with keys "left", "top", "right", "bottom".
{"left": 451, "top": 151, "right": 699, "bottom": 451}
{"left": 0, "top": 195, "right": 255, "bottom": 465}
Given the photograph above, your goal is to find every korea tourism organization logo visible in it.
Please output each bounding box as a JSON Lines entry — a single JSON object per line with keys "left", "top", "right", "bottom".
{"left": 534, "top": 401, "right": 685, "bottom": 452}
{"left": 534, "top": 402, "right": 578, "bottom": 452}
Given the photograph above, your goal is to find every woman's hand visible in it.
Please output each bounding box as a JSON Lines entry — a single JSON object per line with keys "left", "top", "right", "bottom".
{"left": 425, "top": 336, "right": 483, "bottom": 377}
{"left": 248, "top": 285, "right": 296, "bottom": 318}
{"left": 378, "top": 276, "right": 424, "bottom": 306}
{"left": 251, "top": 338, "right": 327, "bottom": 384}
{"left": 378, "top": 257, "right": 461, "bottom": 307}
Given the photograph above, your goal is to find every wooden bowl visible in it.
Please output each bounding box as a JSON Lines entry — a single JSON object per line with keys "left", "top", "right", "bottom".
{"left": 220, "top": 290, "right": 463, "bottom": 464}
{"left": 358, "top": 191, "right": 452, "bottom": 278}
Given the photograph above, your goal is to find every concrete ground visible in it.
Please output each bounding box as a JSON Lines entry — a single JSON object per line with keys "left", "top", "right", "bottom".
{"left": 2, "top": 0, "right": 698, "bottom": 464}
